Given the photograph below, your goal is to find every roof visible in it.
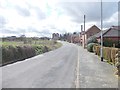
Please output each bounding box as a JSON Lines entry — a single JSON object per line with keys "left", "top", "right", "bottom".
{"left": 94, "top": 29, "right": 108, "bottom": 38}
{"left": 94, "top": 26, "right": 120, "bottom": 38}
{"left": 85, "top": 25, "right": 100, "bottom": 34}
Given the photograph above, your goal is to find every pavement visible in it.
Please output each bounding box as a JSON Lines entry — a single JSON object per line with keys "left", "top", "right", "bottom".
{"left": 78, "top": 46, "right": 118, "bottom": 88}
{"left": 1, "top": 41, "right": 118, "bottom": 88}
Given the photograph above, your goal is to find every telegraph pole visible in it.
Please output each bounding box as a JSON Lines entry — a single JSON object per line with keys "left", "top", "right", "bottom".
{"left": 100, "top": 0, "right": 103, "bottom": 61}
{"left": 83, "top": 15, "right": 86, "bottom": 49}
{"left": 81, "top": 25, "right": 83, "bottom": 45}
{"left": 81, "top": 25, "right": 83, "bottom": 32}
{"left": 71, "top": 34, "right": 72, "bottom": 43}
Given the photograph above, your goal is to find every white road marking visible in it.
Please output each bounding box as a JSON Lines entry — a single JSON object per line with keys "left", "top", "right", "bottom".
{"left": 75, "top": 46, "right": 80, "bottom": 88}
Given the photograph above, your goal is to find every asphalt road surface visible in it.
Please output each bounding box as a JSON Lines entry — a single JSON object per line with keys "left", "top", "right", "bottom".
{"left": 1, "top": 41, "right": 118, "bottom": 88}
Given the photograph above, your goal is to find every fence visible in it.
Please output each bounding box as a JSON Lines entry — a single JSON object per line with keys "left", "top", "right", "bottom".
{"left": 93, "top": 45, "right": 119, "bottom": 65}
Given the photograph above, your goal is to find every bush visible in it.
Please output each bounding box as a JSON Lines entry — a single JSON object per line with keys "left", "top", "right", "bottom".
{"left": 53, "top": 40, "right": 57, "bottom": 44}
{"left": 33, "top": 45, "right": 44, "bottom": 55}
{"left": 87, "top": 43, "right": 96, "bottom": 52}
{"left": 1, "top": 41, "right": 62, "bottom": 65}
{"left": 103, "top": 38, "right": 119, "bottom": 48}
{"left": 87, "top": 36, "right": 98, "bottom": 45}
{"left": 43, "top": 46, "right": 49, "bottom": 53}
{"left": 2, "top": 45, "right": 36, "bottom": 65}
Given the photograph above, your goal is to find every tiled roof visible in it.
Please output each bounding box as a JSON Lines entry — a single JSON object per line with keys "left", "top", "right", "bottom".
{"left": 85, "top": 25, "right": 100, "bottom": 33}
{"left": 103, "top": 27, "right": 120, "bottom": 37}
{"left": 94, "top": 29, "right": 108, "bottom": 38}
{"left": 94, "top": 26, "right": 120, "bottom": 38}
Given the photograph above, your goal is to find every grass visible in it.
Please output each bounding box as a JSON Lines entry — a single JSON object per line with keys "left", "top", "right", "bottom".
{"left": 2, "top": 40, "right": 62, "bottom": 52}
{"left": 2, "top": 41, "right": 23, "bottom": 46}
{"left": 2, "top": 40, "right": 62, "bottom": 46}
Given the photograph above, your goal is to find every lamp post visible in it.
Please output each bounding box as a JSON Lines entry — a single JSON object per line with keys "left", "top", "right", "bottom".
{"left": 84, "top": 15, "right": 86, "bottom": 49}
{"left": 100, "top": 0, "right": 103, "bottom": 61}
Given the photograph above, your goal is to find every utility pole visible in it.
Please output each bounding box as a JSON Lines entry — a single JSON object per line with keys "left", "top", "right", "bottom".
{"left": 81, "top": 25, "right": 83, "bottom": 32}
{"left": 100, "top": 0, "right": 103, "bottom": 61}
{"left": 81, "top": 25, "right": 83, "bottom": 46}
{"left": 71, "top": 34, "right": 72, "bottom": 43}
{"left": 83, "top": 15, "right": 86, "bottom": 49}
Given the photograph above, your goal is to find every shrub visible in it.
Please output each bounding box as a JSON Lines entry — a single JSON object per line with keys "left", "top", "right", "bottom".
{"left": 23, "top": 46, "right": 36, "bottom": 58}
{"left": 53, "top": 40, "right": 57, "bottom": 44}
{"left": 87, "top": 36, "right": 98, "bottom": 45}
{"left": 2, "top": 45, "right": 36, "bottom": 65}
{"left": 33, "top": 45, "right": 44, "bottom": 55}
{"left": 87, "top": 43, "right": 96, "bottom": 52}
{"left": 2, "top": 41, "right": 61, "bottom": 65}
{"left": 103, "top": 38, "right": 119, "bottom": 48}
{"left": 43, "top": 46, "right": 49, "bottom": 53}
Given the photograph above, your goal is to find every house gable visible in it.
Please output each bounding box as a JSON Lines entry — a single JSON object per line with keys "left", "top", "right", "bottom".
{"left": 85, "top": 25, "right": 101, "bottom": 39}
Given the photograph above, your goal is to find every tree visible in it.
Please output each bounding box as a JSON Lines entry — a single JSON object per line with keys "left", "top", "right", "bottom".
{"left": 87, "top": 36, "right": 98, "bottom": 45}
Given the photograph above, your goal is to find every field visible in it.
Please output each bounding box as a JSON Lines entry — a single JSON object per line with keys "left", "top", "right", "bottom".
{"left": 1, "top": 39, "right": 62, "bottom": 66}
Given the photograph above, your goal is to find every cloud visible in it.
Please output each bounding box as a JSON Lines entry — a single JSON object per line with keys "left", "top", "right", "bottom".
{"left": 58, "top": 2, "right": 118, "bottom": 23}
{"left": 103, "top": 11, "right": 118, "bottom": 28}
{"left": 2, "top": 28, "right": 18, "bottom": 34}
{"left": 0, "top": 0, "right": 118, "bottom": 37}
{"left": 1, "top": 28, "right": 19, "bottom": 37}
{"left": 33, "top": 7, "right": 46, "bottom": 20}
{"left": 0, "top": 15, "right": 7, "bottom": 28}
{"left": 15, "top": 6, "right": 31, "bottom": 17}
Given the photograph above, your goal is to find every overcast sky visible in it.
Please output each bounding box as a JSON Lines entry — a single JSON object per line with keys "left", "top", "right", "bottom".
{"left": 0, "top": 0, "right": 119, "bottom": 37}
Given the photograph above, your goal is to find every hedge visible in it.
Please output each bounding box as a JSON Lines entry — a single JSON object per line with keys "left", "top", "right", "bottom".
{"left": 93, "top": 45, "right": 118, "bottom": 65}
{"left": 2, "top": 45, "right": 50, "bottom": 66}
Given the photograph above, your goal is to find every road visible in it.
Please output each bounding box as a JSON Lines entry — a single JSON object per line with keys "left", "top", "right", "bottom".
{"left": 2, "top": 41, "right": 118, "bottom": 88}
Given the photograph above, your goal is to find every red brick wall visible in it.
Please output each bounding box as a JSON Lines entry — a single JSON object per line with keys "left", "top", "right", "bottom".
{"left": 86, "top": 26, "right": 100, "bottom": 39}
{"left": 97, "top": 37, "right": 120, "bottom": 43}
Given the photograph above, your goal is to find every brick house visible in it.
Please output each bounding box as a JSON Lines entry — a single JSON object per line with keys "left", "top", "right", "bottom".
{"left": 71, "top": 33, "right": 81, "bottom": 43}
{"left": 94, "top": 26, "right": 120, "bottom": 47}
{"left": 81, "top": 25, "right": 101, "bottom": 47}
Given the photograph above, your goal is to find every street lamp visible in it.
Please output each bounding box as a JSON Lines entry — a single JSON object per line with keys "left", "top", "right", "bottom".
{"left": 84, "top": 15, "right": 86, "bottom": 49}
{"left": 100, "top": 0, "right": 103, "bottom": 61}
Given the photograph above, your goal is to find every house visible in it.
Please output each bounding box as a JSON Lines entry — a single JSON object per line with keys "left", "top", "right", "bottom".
{"left": 94, "top": 26, "right": 120, "bottom": 47}
{"left": 81, "top": 25, "right": 101, "bottom": 47}
{"left": 52, "top": 33, "right": 59, "bottom": 40}
{"left": 71, "top": 32, "right": 81, "bottom": 43}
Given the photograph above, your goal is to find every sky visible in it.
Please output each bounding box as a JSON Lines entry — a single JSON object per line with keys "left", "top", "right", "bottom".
{"left": 0, "top": 0, "right": 119, "bottom": 37}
